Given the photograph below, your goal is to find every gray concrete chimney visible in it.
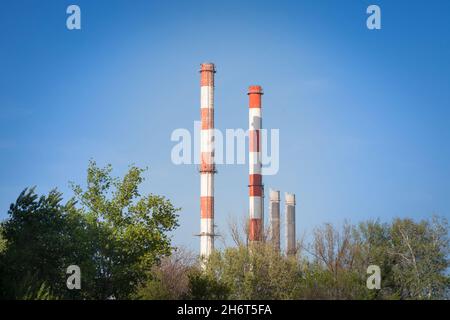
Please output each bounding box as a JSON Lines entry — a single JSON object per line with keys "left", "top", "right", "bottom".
{"left": 285, "top": 193, "right": 296, "bottom": 256}
{"left": 269, "top": 189, "right": 281, "bottom": 251}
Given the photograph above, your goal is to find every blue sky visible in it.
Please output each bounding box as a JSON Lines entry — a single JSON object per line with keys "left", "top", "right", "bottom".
{"left": 1, "top": 0, "right": 449, "bottom": 251}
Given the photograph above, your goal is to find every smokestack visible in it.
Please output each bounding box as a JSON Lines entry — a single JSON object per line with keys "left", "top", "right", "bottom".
{"left": 199, "top": 63, "right": 216, "bottom": 258}
{"left": 248, "top": 85, "right": 264, "bottom": 243}
{"left": 269, "top": 189, "right": 281, "bottom": 251}
{"left": 285, "top": 193, "right": 296, "bottom": 256}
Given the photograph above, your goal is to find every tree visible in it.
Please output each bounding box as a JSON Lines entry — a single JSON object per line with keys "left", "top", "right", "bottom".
{"left": 350, "top": 217, "right": 450, "bottom": 300}
{"left": 351, "top": 220, "right": 397, "bottom": 299}
{"left": 70, "top": 160, "right": 179, "bottom": 299}
{"left": 203, "top": 244, "right": 302, "bottom": 299}
{"left": 136, "top": 247, "right": 196, "bottom": 300}
{"left": 303, "top": 222, "right": 370, "bottom": 299}
{"left": 209, "top": 216, "right": 450, "bottom": 300}
{"left": 0, "top": 160, "right": 180, "bottom": 300}
{"left": 187, "top": 269, "right": 231, "bottom": 300}
{"left": 387, "top": 217, "right": 449, "bottom": 299}
{"left": 0, "top": 187, "right": 85, "bottom": 299}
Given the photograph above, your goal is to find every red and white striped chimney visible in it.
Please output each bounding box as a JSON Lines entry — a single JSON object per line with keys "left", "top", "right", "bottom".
{"left": 200, "top": 63, "right": 216, "bottom": 258}
{"left": 248, "top": 85, "right": 264, "bottom": 243}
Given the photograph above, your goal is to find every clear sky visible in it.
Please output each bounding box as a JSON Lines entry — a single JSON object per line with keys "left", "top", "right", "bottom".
{"left": 1, "top": 0, "right": 449, "bottom": 251}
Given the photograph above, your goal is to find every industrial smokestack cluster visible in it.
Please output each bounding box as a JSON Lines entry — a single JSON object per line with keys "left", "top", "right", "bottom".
{"left": 269, "top": 190, "right": 297, "bottom": 255}
{"left": 197, "top": 62, "right": 296, "bottom": 257}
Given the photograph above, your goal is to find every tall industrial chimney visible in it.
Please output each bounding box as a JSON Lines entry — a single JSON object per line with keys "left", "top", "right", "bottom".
{"left": 248, "top": 85, "right": 264, "bottom": 243}
{"left": 199, "top": 63, "right": 216, "bottom": 258}
{"left": 269, "top": 189, "right": 281, "bottom": 251}
{"left": 285, "top": 193, "right": 296, "bottom": 256}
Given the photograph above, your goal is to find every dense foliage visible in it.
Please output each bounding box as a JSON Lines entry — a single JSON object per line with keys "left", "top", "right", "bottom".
{"left": 138, "top": 218, "right": 450, "bottom": 300}
{"left": 0, "top": 161, "right": 179, "bottom": 299}
{"left": 0, "top": 161, "right": 448, "bottom": 300}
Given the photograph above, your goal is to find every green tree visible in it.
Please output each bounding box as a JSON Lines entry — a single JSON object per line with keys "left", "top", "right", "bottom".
{"left": 350, "top": 217, "right": 450, "bottom": 299}
{"left": 0, "top": 161, "right": 179, "bottom": 300}
{"left": 136, "top": 248, "right": 196, "bottom": 300}
{"left": 0, "top": 187, "right": 85, "bottom": 299}
{"left": 187, "top": 269, "right": 231, "bottom": 300}
{"left": 203, "top": 244, "right": 302, "bottom": 299}
{"left": 387, "top": 217, "right": 449, "bottom": 299}
{"left": 303, "top": 222, "right": 373, "bottom": 299}
{"left": 197, "top": 216, "right": 449, "bottom": 300}
{"left": 70, "top": 160, "right": 179, "bottom": 299}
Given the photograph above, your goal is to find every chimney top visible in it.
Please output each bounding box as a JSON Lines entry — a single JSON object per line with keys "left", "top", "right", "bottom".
{"left": 248, "top": 85, "right": 263, "bottom": 95}
{"left": 269, "top": 189, "right": 280, "bottom": 202}
{"left": 285, "top": 193, "right": 296, "bottom": 205}
{"left": 200, "top": 63, "right": 216, "bottom": 73}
